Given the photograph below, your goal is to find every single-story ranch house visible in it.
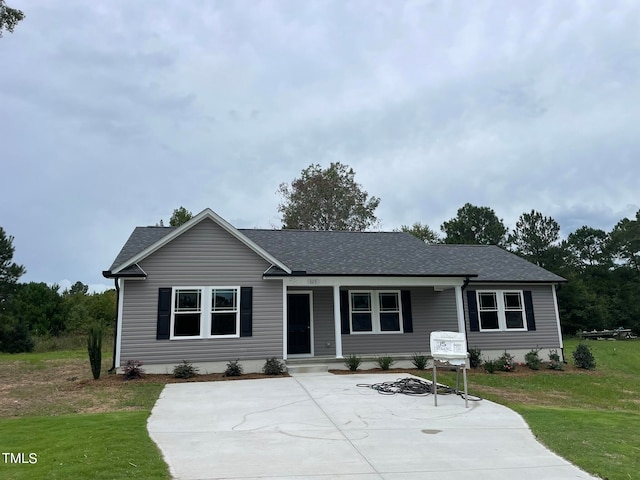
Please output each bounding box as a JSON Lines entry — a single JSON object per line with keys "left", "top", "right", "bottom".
{"left": 103, "top": 208, "right": 566, "bottom": 373}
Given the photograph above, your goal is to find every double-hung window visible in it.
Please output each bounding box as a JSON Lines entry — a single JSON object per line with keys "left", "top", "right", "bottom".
{"left": 349, "top": 290, "right": 402, "bottom": 334}
{"left": 171, "top": 286, "right": 240, "bottom": 339}
{"left": 477, "top": 290, "right": 527, "bottom": 332}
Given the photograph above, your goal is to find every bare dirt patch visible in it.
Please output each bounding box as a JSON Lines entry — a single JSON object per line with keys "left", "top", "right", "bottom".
{"left": 0, "top": 356, "right": 287, "bottom": 418}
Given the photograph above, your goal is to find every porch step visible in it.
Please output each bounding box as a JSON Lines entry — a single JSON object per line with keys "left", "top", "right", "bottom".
{"left": 286, "top": 364, "right": 329, "bottom": 374}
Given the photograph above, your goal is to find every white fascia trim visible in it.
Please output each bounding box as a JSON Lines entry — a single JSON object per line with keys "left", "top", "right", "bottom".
{"left": 112, "top": 208, "right": 291, "bottom": 274}
{"left": 278, "top": 276, "right": 466, "bottom": 288}
{"left": 115, "top": 278, "right": 124, "bottom": 368}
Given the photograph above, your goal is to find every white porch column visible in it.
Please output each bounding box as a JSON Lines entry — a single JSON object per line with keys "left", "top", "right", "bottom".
{"left": 282, "top": 283, "right": 288, "bottom": 360}
{"left": 455, "top": 285, "right": 466, "bottom": 333}
{"left": 333, "top": 284, "right": 343, "bottom": 358}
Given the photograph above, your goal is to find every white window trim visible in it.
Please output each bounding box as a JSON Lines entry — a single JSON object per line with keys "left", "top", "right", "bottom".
{"left": 477, "top": 290, "right": 528, "bottom": 332}
{"left": 349, "top": 290, "right": 404, "bottom": 335}
{"left": 170, "top": 286, "right": 241, "bottom": 340}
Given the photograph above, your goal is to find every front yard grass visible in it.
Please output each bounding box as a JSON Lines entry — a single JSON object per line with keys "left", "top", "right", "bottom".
{"left": 429, "top": 337, "right": 640, "bottom": 480}
{"left": 1, "top": 337, "right": 638, "bottom": 479}
{"left": 0, "top": 348, "right": 170, "bottom": 480}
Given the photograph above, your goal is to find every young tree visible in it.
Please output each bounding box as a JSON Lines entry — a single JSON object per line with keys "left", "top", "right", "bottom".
{"left": 509, "top": 210, "right": 560, "bottom": 267}
{"left": 0, "top": 0, "right": 24, "bottom": 37}
{"left": 0, "top": 226, "right": 26, "bottom": 304}
{"left": 441, "top": 203, "right": 508, "bottom": 246}
{"left": 278, "top": 162, "right": 380, "bottom": 231}
{"left": 169, "top": 206, "right": 193, "bottom": 227}
{"left": 396, "top": 222, "right": 440, "bottom": 244}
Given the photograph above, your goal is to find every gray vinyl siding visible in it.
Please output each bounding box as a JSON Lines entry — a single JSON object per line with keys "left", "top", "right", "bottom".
{"left": 464, "top": 283, "right": 561, "bottom": 351}
{"left": 119, "top": 218, "right": 283, "bottom": 366}
{"left": 341, "top": 287, "right": 458, "bottom": 355}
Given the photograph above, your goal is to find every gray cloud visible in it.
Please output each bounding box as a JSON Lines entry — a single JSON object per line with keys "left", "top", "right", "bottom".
{"left": 1, "top": 0, "right": 639, "bottom": 291}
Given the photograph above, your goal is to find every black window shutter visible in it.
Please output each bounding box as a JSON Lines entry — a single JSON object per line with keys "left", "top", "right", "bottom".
{"left": 401, "top": 290, "right": 413, "bottom": 333}
{"left": 340, "top": 290, "right": 350, "bottom": 334}
{"left": 467, "top": 290, "right": 479, "bottom": 332}
{"left": 240, "top": 287, "right": 253, "bottom": 337}
{"left": 523, "top": 290, "right": 536, "bottom": 331}
{"left": 157, "top": 288, "right": 172, "bottom": 340}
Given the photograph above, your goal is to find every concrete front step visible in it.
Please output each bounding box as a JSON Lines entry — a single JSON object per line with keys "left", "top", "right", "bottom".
{"left": 286, "top": 364, "right": 329, "bottom": 374}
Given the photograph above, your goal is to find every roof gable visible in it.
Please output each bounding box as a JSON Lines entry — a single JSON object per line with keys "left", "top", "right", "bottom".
{"left": 108, "top": 208, "right": 291, "bottom": 275}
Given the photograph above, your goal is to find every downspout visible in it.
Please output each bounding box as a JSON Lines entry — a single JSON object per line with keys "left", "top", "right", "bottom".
{"left": 108, "top": 278, "right": 120, "bottom": 373}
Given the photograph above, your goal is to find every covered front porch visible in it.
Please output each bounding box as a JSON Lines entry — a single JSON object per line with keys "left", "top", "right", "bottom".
{"left": 275, "top": 275, "right": 469, "bottom": 362}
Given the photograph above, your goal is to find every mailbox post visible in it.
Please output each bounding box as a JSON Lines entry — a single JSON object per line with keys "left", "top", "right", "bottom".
{"left": 430, "top": 331, "right": 469, "bottom": 408}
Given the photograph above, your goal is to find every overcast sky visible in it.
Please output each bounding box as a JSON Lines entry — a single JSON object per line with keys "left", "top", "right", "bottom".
{"left": 2, "top": 0, "right": 638, "bottom": 293}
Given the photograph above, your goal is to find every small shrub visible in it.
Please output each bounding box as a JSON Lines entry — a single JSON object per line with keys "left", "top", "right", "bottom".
{"left": 173, "top": 360, "right": 199, "bottom": 379}
{"left": 123, "top": 360, "right": 144, "bottom": 380}
{"left": 468, "top": 347, "right": 482, "bottom": 368}
{"left": 87, "top": 325, "right": 103, "bottom": 380}
{"left": 375, "top": 355, "right": 395, "bottom": 370}
{"left": 344, "top": 354, "right": 362, "bottom": 371}
{"left": 573, "top": 343, "right": 596, "bottom": 370}
{"left": 484, "top": 359, "right": 497, "bottom": 374}
{"left": 524, "top": 349, "right": 542, "bottom": 370}
{"left": 497, "top": 351, "right": 517, "bottom": 372}
{"left": 548, "top": 349, "right": 564, "bottom": 370}
{"left": 263, "top": 357, "right": 286, "bottom": 375}
{"left": 224, "top": 359, "right": 243, "bottom": 377}
{"left": 411, "top": 353, "right": 429, "bottom": 370}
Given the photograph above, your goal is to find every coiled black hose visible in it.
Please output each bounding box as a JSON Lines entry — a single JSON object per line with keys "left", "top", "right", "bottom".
{"left": 357, "top": 377, "right": 482, "bottom": 401}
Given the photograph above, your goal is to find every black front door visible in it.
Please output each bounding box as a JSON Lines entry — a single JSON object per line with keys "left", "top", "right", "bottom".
{"left": 287, "top": 293, "right": 311, "bottom": 355}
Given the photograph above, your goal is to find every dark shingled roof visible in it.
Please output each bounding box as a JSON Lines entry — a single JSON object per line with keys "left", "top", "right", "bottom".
{"left": 106, "top": 225, "right": 565, "bottom": 282}
{"left": 108, "top": 226, "right": 176, "bottom": 272}
{"left": 240, "top": 230, "right": 565, "bottom": 282}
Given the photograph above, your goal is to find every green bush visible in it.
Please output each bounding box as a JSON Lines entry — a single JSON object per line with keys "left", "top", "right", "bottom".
{"left": 0, "top": 319, "right": 34, "bottom": 353}
{"left": 173, "top": 360, "right": 198, "bottom": 379}
{"left": 525, "top": 349, "right": 542, "bottom": 370}
{"left": 123, "top": 360, "right": 144, "bottom": 380}
{"left": 344, "top": 354, "right": 362, "bottom": 371}
{"left": 468, "top": 347, "right": 482, "bottom": 368}
{"left": 484, "top": 359, "right": 497, "bottom": 373}
{"left": 263, "top": 357, "right": 286, "bottom": 375}
{"left": 224, "top": 359, "right": 243, "bottom": 377}
{"left": 375, "top": 355, "right": 395, "bottom": 370}
{"left": 548, "top": 349, "right": 564, "bottom": 370}
{"left": 497, "top": 351, "right": 517, "bottom": 372}
{"left": 573, "top": 343, "right": 596, "bottom": 370}
{"left": 87, "top": 325, "right": 103, "bottom": 380}
{"left": 411, "top": 353, "right": 429, "bottom": 370}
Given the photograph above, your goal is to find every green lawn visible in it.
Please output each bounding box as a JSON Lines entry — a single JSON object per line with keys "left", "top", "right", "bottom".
{"left": 0, "top": 347, "right": 170, "bottom": 480}
{"left": 0, "top": 412, "right": 170, "bottom": 480}
{"left": 2, "top": 338, "right": 639, "bottom": 479}
{"left": 429, "top": 337, "right": 640, "bottom": 480}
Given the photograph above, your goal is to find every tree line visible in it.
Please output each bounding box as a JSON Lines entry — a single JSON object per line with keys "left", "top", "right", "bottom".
{"left": 0, "top": 227, "right": 116, "bottom": 352}
{"left": 0, "top": 163, "right": 637, "bottom": 352}
{"left": 278, "top": 163, "right": 640, "bottom": 336}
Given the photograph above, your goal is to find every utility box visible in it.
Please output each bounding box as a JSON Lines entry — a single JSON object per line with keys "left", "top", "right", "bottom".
{"left": 430, "top": 331, "right": 469, "bottom": 407}
{"left": 430, "top": 331, "right": 467, "bottom": 365}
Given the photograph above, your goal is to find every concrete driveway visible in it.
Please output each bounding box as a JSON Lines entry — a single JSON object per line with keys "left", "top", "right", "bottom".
{"left": 147, "top": 373, "right": 597, "bottom": 480}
